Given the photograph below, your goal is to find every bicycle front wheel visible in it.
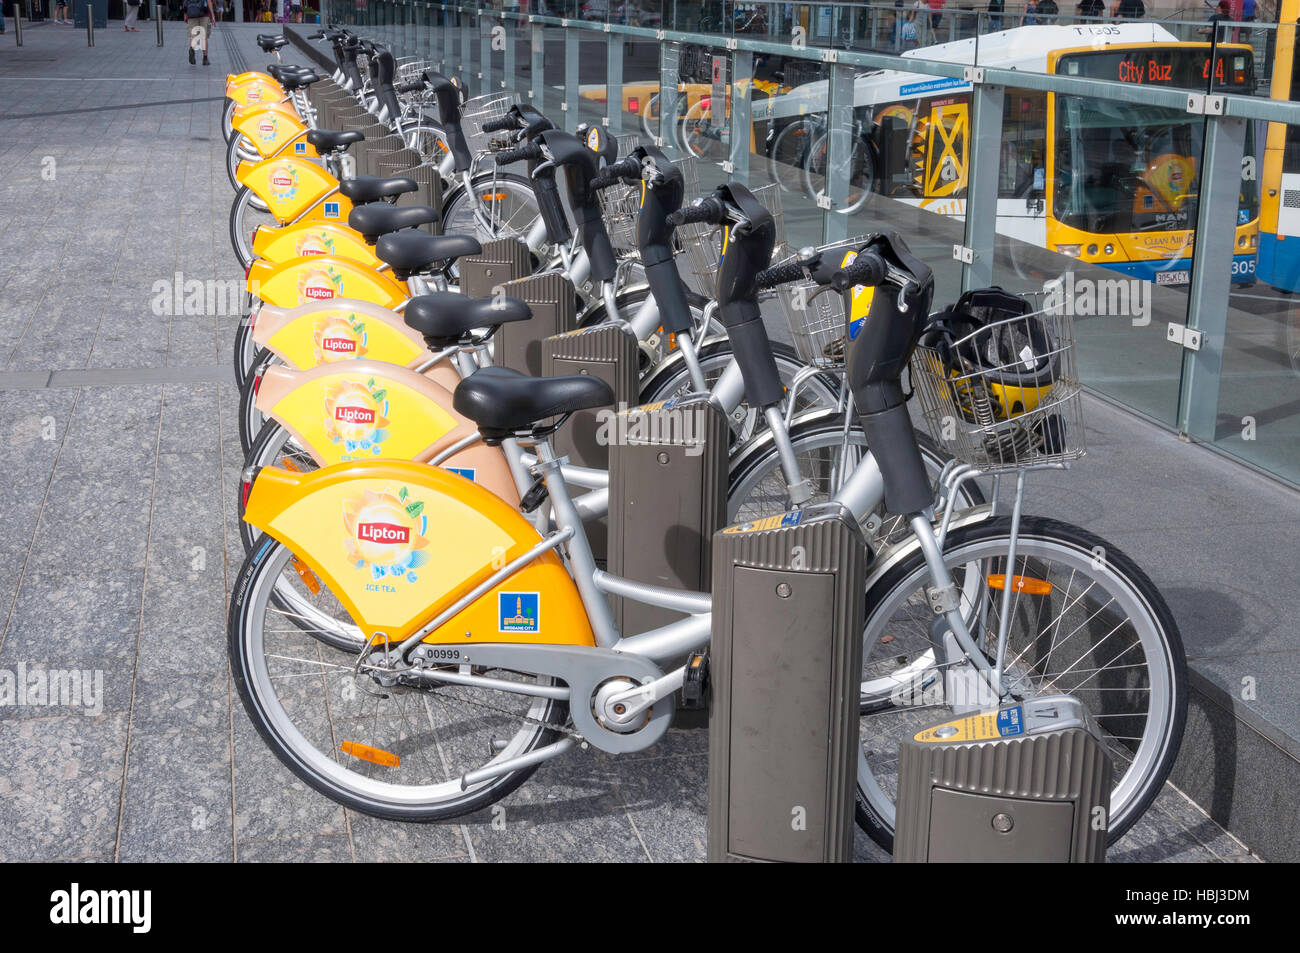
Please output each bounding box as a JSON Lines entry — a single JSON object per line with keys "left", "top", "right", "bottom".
{"left": 440, "top": 171, "right": 540, "bottom": 246}
{"left": 229, "top": 536, "right": 570, "bottom": 821}
{"left": 855, "top": 516, "right": 1187, "bottom": 851}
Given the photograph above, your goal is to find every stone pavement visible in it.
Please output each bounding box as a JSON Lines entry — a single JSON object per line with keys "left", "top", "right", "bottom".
{"left": 0, "top": 21, "right": 1259, "bottom": 862}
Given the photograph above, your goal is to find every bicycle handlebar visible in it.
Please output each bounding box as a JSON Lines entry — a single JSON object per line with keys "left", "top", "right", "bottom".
{"left": 395, "top": 79, "right": 425, "bottom": 94}
{"left": 481, "top": 115, "right": 516, "bottom": 133}
{"left": 666, "top": 197, "right": 725, "bottom": 228}
{"left": 832, "top": 251, "right": 888, "bottom": 291}
{"left": 754, "top": 261, "right": 809, "bottom": 291}
{"left": 589, "top": 156, "right": 642, "bottom": 192}
{"left": 495, "top": 142, "right": 542, "bottom": 166}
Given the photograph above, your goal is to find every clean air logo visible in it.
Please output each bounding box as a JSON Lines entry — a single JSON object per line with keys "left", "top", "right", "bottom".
{"left": 50, "top": 884, "right": 151, "bottom": 934}
{"left": 357, "top": 522, "right": 410, "bottom": 544}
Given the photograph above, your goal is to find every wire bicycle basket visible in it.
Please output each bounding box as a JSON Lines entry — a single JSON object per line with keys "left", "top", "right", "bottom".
{"left": 461, "top": 94, "right": 515, "bottom": 157}
{"left": 768, "top": 236, "right": 875, "bottom": 368}
{"left": 676, "top": 182, "right": 787, "bottom": 300}
{"left": 909, "top": 297, "right": 1085, "bottom": 472}
{"left": 595, "top": 134, "right": 646, "bottom": 253}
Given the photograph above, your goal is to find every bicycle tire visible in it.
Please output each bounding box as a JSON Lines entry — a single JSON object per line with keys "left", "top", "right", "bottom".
{"left": 853, "top": 516, "right": 1187, "bottom": 852}
{"left": 229, "top": 535, "right": 569, "bottom": 821}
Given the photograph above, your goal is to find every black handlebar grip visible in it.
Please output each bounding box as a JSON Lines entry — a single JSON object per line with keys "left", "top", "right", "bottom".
{"left": 495, "top": 142, "right": 542, "bottom": 166}
{"left": 395, "top": 80, "right": 425, "bottom": 94}
{"left": 481, "top": 115, "right": 517, "bottom": 133}
{"left": 308, "top": 32, "right": 324, "bottom": 39}
{"left": 755, "top": 261, "right": 809, "bottom": 291}
{"left": 832, "top": 251, "right": 888, "bottom": 291}
{"left": 666, "top": 198, "right": 724, "bottom": 228}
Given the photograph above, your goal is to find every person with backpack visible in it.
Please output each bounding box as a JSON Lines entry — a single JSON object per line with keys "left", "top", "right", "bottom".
{"left": 184, "top": 0, "right": 217, "bottom": 66}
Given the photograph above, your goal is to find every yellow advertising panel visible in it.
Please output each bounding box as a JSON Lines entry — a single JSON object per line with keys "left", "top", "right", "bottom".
{"left": 257, "top": 300, "right": 428, "bottom": 370}
{"left": 244, "top": 462, "right": 594, "bottom": 645}
{"left": 251, "top": 222, "right": 381, "bottom": 268}
{"left": 248, "top": 255, "right": 406, "bottom": 309}
{"left": 238, "top": 156, "right": 347, "bottom": 225}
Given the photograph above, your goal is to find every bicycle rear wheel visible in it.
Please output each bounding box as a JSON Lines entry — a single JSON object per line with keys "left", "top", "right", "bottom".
{"left": 229, "top": 537, "right": 569, "bottom": 821}
{"left": 854, "top": 516, "right": 1187, "bottom": 851}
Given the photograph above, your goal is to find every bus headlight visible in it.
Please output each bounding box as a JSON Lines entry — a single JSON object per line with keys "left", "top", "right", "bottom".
{"left": 1087, "top": 244, "right": 1098, "bottom": 256}
{"left": 1104, "top": 244, "right": 1114, "bottom": 255}
{"left": 1057, "top": 244, "right": 1081, "bottom": 257}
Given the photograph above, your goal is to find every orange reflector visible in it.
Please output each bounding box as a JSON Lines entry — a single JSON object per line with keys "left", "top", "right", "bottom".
{"left": 279, "top": 456, "right": 301, "bottom": 473}
{"left": 987, "top": 574, "right": 1053, "bottom": 596}
{"left": 340, "top": 740, "right": 400, "bottom": 768}
{"left": 292, "top": 557, "right": 321, "bottom": 594}
{"left": 481, "top": 192, "right": 507, "bottom": 202}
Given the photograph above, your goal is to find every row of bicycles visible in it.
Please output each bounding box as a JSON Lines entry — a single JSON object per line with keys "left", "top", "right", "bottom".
{"left": 220, "top": 26, "right": 1187, "bottom": 852}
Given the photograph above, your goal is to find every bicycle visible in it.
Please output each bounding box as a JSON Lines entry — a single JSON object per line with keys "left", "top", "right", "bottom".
{"left": 230, "top": 187, "right": 1185, "bottom": 848}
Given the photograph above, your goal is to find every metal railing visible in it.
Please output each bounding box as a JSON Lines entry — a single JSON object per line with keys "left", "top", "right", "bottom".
{"left": 318, "top": 1, "right": 1300, "bottom": 487}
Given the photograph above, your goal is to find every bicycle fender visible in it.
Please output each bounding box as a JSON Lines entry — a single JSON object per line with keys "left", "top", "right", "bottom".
{"left": 248, "top": 255, "right": 406, "bottom": 310}
{"left": 254, "top": 361, "right": 519, "bottom": 504}
{"left": 232, "top": 107, "right": 317, "bottom": 160}
{"left": 238, "top": 156, "right": 347, "bottom": 225}
{"left": 251, "top": 221, "right": 380, "bottom": 269}
{"left": 226, "top": 76, "right": 283, "bottom": 105}
{"left": 243, "top": 461, "right": 594, "bottom": 646}
{"left": 252, "top": 298, "right": 429, "bottom": 370}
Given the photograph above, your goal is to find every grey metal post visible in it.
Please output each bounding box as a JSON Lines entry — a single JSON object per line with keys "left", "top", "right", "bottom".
{"left": 530, "top": 19, "right": 543, "bottom": 107}
{"left": 461, "top": 7, "right": 473, "bottom": 93}
{"left": 1178, "top": 111, "right": 1248, "bottom": 440}
{"left": 564, "top": 26, "right": 579, "bottom": 132}
{"left": 440, "top": 4, "right": 450, "bottom": 74}
{"left": 480, "top": 12, "right": 493, "bottom": 99}
{"left": 729, "top": 49, "right": 753, "bottom": 184}
{"left": 960, "top": 80, "right": 1004, "bottom": 291}
{"left": 155, "top": 0, "right": 162, "bottom": 45}
{"left": 822, "top": 62, "right": 855, "bottom": 244}
{"left": 503, "top": 11, "right": 516, "bottom": 94}
{"left": 86, "top": 2, "right": 93, "bottom": 46}
{"left": 659, "top": 41, "right": 681, "bottom": 158}
{"left": 606, "top": 30, "right": 623, "bottom": 135}
{"left": 14, "top": 3, "right": 22, "bottom": 45}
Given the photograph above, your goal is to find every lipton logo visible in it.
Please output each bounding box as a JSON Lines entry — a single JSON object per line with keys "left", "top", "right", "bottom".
{"left": 247, "top": 87, "right": 263, "bottom": 101}
{"left": 343, "top": 486, "right": 430, "bottom": 583}
{"left": 323, "top": 376, "right": 389, "bottom": 457}
{"left": 335, "top": 405, "right": 376, "bottom": 425}
{"left": 305, "top": 284, "right": 334, "bottom": 300}
{"left": 357, "top": 522, "right": 409, "bottom": 544}
{"left": 321, "top": 335, "right": 356, "bottom": 354}
{"left": 258, "top": 118, "right": 277, "bottom": 138}
{"left": 267, "top": 162, "right": 299, "bottom": 202}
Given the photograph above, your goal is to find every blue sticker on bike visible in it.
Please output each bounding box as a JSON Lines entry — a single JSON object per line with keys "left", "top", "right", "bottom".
{"left": 445, "top": 466, "right": 477, "bottom": 482}
{"left": 996, "top": 705, "right": 1024, "bottom": 736}
{"left": 499, "top": 592, "right": 540, "bottom": 634}
{"left": 324, "top": 201, "right": 340, "bottom": 219}
{"left": 295, "top": 142, "right": 307, "bottom": 154}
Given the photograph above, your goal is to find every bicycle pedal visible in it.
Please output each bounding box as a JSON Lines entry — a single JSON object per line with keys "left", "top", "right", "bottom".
{"left": 519, "top": 476, "right": 549, "bottom": 513}
{"left": 679, "top": 651, "right": 710, "bottom": 709}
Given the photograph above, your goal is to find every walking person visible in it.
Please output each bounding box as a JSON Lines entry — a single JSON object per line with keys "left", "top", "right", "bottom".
{"left": 53, "top": 0, "right": 69, "bottom": 24}
{"left": 184, "top": 0, "right": 217, "bottom": 66}
{"left": 124, "top": 0, "right": 141, "bottom": 30}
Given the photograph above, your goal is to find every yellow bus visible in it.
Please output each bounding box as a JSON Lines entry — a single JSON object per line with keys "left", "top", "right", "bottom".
{"left": 1257, "top": 3, "right": 1300, "bottom": 291}
{"left": 765, "top": 23, "right": 1259, "bottom": 285}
